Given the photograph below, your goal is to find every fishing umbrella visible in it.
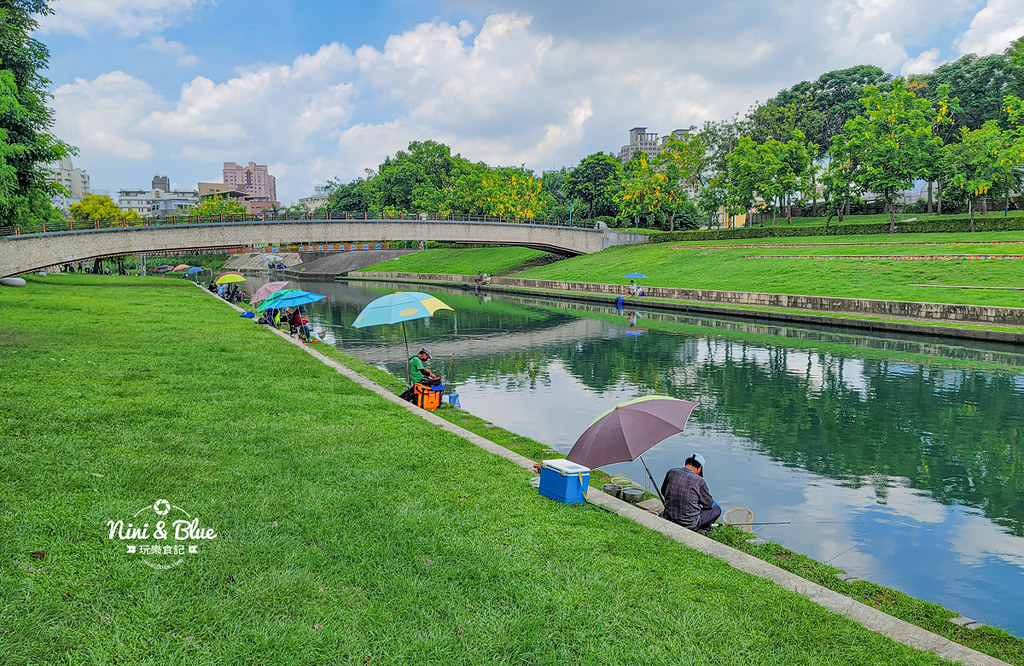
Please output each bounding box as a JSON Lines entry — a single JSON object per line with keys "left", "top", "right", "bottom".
{"left": 256, "top": 288, "right": 303, "bottom": 311}
{"left": 172, "top": 264, "right": 190, "bottom": 272}
{"left": 153, "top": 264, "right": 173, "bottom": 273}
{"left": 351, "top": 291, "right": 453, "bottom": 384}
{"left": 257, "top": 289, "right": 324, "bottom": 311}
{"left": 624, "top": 273, "right": 648, "bottom": 279}
{"left": 566, "top": 395, "right": 697, "bottom": 500}
{"left": 186, "top": 266, "right": 205, "bottom": 283}
{"left": 250, "top": 280, "right": 291, "bottom": 306}
{"left": 215, "top": 272, "right": 247, "bottom": 284}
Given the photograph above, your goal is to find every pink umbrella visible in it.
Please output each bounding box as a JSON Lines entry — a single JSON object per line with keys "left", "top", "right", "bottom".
{"left": 250, "top": 280, "right": 291, "bottom": 306}
{"left": 567, "top": 395, "right": 697, "bottom": 499}
{"left": 172, "top": 264, "right": 190, "bottom": 272}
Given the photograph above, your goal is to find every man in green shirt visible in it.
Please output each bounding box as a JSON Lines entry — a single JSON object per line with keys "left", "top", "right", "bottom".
{"left": 409, "top": 347, "right": 439, "bottom": 384}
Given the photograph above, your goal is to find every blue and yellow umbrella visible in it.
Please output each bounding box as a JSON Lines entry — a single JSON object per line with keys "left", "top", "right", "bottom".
{"left": 352, "top": 291, "right": 453, "bottom": 384}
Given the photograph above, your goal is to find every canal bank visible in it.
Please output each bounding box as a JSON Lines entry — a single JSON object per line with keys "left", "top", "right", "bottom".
{"left": 234, "top": 274, "right": 1024, "bottom": 661}
{"left": 1, "top": 274, "right": 970, "bottom": 665}
{"left": 264, "top": 275, "right": 1024, "bottom": 654}
{"left": 219, "top": 280, "right": 1015, "bottom": 665}
{"left": 351, "top": 271, "right": 1024, "bottom": 343}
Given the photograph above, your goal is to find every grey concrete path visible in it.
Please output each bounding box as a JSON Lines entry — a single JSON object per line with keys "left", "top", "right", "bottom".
{"left": 209, "top": 285, "right": 1009, "bottom": 666}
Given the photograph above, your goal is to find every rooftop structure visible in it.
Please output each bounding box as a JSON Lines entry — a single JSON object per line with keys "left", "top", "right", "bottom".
{"left": 618, "top": 126, "right": 696, "bottom": 162}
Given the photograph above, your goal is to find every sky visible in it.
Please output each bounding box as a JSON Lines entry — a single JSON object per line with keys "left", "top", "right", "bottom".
{"left": 37, "top": 0, "right": 1024, "bottom": 205}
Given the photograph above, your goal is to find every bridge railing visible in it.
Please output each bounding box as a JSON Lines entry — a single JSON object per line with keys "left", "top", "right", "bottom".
{"left": 2, "top": 210, "right": 593, "bottom": 237}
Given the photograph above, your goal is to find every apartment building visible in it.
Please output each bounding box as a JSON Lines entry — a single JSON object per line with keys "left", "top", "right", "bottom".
{"left": 617, "top": 126, "right": 695, "bottom": 162}
{"left": 118, "top": 175, "right": 199, "bottom": 216}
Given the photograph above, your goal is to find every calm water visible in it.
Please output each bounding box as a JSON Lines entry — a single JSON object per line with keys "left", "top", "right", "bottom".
{"left": 259, "top": 276, "right": 1024, "bottom": 635}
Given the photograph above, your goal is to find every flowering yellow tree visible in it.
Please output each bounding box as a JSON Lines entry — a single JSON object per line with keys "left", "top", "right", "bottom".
{"left": 478, "top": 168, "right": 547, "bottom": 221}
{"left": 615, "top": 154, "right": 665, "bottom": 226}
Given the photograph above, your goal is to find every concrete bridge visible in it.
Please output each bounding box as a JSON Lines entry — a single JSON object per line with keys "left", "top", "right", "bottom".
{"left": 0, "top": 219, "right": 647, "bottom": 278}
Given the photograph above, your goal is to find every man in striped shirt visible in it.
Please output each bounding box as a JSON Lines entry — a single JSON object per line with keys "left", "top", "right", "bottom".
{"left": 661, "top": 453, "right": 721, "bottom": 531}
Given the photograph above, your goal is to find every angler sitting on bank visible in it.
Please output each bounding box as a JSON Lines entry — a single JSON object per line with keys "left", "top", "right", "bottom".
{"left": 409, "top": 347, "right": 441, "bottom": 386}
{"left": 661, "top": 453, "right": 721, "bottom": 532}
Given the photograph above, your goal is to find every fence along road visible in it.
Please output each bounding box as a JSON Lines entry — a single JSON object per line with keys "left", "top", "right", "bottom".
{"left": 0, "top": 217, "right": 647, "bottom": 278}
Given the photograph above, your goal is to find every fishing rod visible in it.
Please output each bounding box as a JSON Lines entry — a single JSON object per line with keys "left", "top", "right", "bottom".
{"left": 740, "top": 520, "right": 847, "bottom": 526}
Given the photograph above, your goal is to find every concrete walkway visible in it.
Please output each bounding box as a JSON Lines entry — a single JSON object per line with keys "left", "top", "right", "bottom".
{"left": 211, "top": 287, "right": 1009, "bottom": 666}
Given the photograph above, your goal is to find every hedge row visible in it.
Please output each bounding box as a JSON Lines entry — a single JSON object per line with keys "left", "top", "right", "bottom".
{"left": 650, "top": 217, "right": 1024, "bottom": 242}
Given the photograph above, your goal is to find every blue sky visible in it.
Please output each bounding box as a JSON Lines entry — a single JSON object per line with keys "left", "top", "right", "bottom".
{"left": 38, "top": 0, "right": 1024, "bottom": 204}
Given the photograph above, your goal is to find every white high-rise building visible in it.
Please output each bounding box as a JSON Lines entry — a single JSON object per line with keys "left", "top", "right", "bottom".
{"left": 46, "top": 157, "right": 91, "bottom": 211}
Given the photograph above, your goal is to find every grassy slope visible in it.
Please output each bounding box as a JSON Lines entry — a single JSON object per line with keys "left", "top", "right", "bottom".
{"left": 357, "top": 246, "right": 550, "bottom": 276}
{"left": 516, "top": 232, "right": 1024, "bottom": 308}
{"left": 355, "top": 231, "right": 1024, "bottom": 308}
{"left": 0, "top": 275, "right": 947, "bottom": 665}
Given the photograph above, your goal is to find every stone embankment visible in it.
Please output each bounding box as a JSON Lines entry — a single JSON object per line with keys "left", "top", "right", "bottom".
{"left": 224, "top": 249, "right": 417, "bottom": 278}
{"left": 353, "top": 271, "right": 1024, "bottom": 343}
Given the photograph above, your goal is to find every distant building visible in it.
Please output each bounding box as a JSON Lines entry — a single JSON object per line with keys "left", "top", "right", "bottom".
{"left": 617, "top": 126, "right": 695, "bottom": 162}
{"left": 223, "top": 161, "right": 277, "bottom": 201}
{"left": 45, "top": 157, "right": 91, "bottom": 211}
{"left": 198, "top": 182, "right": 232, "bottom": 197}
{"left": 199, "top": 181, "right": 276, "bottom": 215}
{"left": 221, "top": 161, "right": 280, "bottom": 213}
{"left": 298, "top": 184, "right": 332, "bottom": 213}
{"left": 118, "top": 175, "right": 199, "bottom": 217}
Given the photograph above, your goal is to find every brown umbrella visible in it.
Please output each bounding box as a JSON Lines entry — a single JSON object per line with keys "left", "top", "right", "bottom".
{"left": 566, "top": 395, "right": 697, "bottom": 498}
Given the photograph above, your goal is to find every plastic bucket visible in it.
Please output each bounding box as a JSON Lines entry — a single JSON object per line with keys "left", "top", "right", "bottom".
{"left": 602, "top": 483, "right": 621, "bottom": 498}
{"left": 621, "top": 488, "right": 644, "bottom": 504}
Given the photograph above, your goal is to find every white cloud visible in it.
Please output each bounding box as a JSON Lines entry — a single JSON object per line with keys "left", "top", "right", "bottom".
{"left": 50, "top": 5, "right": 1001, "bottom": 202}
{"left": 52, "top": 72, "right": 162, "bottom": 160}
{"left": 956, "top": 0, "right": 1024, "bottom": 55}
{"left": 902, "top": 47, "right": 943, "bottom": 75}
{"left": 40, "top": 0, "right": 211, "bottom": 38}
{"left": 143, "top": 36, "right": 200, "bottom": 67}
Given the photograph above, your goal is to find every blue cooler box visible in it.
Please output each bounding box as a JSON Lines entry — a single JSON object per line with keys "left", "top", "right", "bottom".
{"left": 539, "top": 459, "right": 591, "bottom": 504}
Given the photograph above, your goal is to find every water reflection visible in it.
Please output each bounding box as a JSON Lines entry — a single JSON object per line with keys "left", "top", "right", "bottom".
{"left": 252, "top": 276, "right": 1024, "bottom": 636}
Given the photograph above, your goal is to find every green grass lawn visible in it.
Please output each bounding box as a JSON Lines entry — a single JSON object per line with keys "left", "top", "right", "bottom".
{"left": 0, "top": 274, "right": 953, "bottom": 664}
{"left": 356, "top": 231, "right": 1024, "bottom": 309}
{"left": 358, "top": 246, "right": 553, "bottom": 277}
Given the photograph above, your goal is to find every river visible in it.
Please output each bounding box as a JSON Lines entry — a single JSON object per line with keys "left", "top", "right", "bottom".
{"left": 258, "top": 276, "right": 1024, "bottom": 636}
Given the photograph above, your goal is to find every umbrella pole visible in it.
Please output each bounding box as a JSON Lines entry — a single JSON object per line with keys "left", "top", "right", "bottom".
{"left": 639, "top": 455, "right": 663, "bottom": 501}
{"left": 402, "top": 321, "right": 411, "bottom": 386}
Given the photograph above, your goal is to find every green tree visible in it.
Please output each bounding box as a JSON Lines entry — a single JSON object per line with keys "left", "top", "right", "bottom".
{"left": 916, "top": 52, "right": 1019, "bottom": 134}
{"left": 773, "top": 131, "right": 815, "bottom": 224}
{"left": 830, "top": 78, "right": 949, "bottom": 232}
{"left": 941, "top": 121, "right": 1020, "bottom": 230}
{"left": 366, "top": 140, "right": 466, "bottom": 213}
{"left": 563, "top": 153, "right": 623, "bottom": 219}
{"left": 0, "top": 0, "right": 74, "bottom": 226}
{"left": 185, "top": 195, "right": 247, "bottom": 217}
{"left": 724, "top": 136, "right": 761, "bottom": 223}
{"left": 326, "top": 177, "right": 370, "bottom": 214}
{"left": 69, "top": 194, "right": 141, "bottom": 222}
{"left": 747, "top": 65, "right": 891, "bottom": 157}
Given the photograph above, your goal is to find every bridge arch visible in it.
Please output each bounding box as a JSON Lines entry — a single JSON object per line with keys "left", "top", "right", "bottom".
{"left": 0, "top": 219, "right": 647, "bottom": 277}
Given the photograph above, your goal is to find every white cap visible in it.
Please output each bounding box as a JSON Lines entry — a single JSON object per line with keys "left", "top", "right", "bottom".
{"left": 691, "top": 453, "right": 706, "bottom": 468}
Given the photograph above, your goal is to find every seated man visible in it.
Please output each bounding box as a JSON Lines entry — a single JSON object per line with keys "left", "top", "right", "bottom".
{"left": 408, "top": 347, "right": 440, "bottom": 386}
{"left": 661, "top": 453, "right": 721, "bottom": 532}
